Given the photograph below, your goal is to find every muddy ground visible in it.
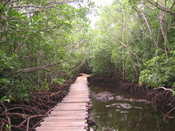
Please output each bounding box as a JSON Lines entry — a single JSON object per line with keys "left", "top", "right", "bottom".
{"left": 0, "top": 79, "right": 73, "bottom": 131}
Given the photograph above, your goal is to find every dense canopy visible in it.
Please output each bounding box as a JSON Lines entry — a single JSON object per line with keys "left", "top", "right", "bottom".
{"left": 1, "top": 0, "right": 175, "bottom": 101}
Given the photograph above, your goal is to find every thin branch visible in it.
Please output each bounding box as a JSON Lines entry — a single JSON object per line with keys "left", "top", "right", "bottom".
{"left": 171, "top": 2, "right": 175, "bottom": 9}
{"left": 0, "top": 113, "right": 28, "bottom": 118}
{"left": 16, "top": 63, "right": 59, "bottom": 73}
{"left": 26, "top": 118, "right": 30, "bottom": 131}
{"left": 139, "top": 10, "right": 152, "bottom": 34}
{"left": 154, "top": 87, "right": 174, "bottom": 93}
{"left": 1, "top": 103, "right": 11, "bottom": 131}
{"left": 159, "top": 11, "right": 168, "bottom": 56}
{"left": 166, "top": 106, "right": 175, "bottom": 115}
{"left": 146, "top": 0, "right": 175, "bottom": 16}
{"left": 12, "top": 0, "right": 76, "bottom": 9}
{"left": 134, "top": 7, "right": 159, "bottom": 48}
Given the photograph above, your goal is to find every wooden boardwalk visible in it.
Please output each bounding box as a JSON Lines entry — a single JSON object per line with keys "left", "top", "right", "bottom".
{"left": 36, "top": 75, "right": 90, "bottom": 131}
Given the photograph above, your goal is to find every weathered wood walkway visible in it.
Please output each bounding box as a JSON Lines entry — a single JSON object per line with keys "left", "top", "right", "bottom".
{"left": 36, "top": 74, "right": 90, "bottom": 131}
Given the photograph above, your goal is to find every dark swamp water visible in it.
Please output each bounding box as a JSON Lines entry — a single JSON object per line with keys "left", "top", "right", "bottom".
{"left": 90, "top": 86, "right": 175, "bottom": 131}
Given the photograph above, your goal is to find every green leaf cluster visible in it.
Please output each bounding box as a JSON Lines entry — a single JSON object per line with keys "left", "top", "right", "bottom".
{"left": 0, "top": 1, "right": 91, "bottom": 101}
{"left": 139, "top": 52, "right": 175, "bottom": 87}
{"left": 88, "top": 0, "right": 175, "bottom": 87}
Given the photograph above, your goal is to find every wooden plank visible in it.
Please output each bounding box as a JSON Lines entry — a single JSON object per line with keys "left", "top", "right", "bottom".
{"left": 35, "top": 75, "right": 90, "bottom": 131}
{"left": 40, "top": 120, "right": 87, "bottom": 124}
{"left": 50, "top": 111, "right": 88, "bottom": 116}
{"left": 65, "top": 97, "right": 89, "bottom": 99}
{"left": 40, "top": 121, "right": 87, "bottom": 126}
{"left": 67, "top": 91, "right": 89, "bottom": 93}
{"left": 55, "top": 103, "right": 87, "bottom": 107}
{"left": 53, "top": 108, "right": 88, "bottom": 111}
{"left": 63, "top": 98, "right": 90, "bottom": 102}
{"left": 54, "top": 106, "right": 87, "bottom": 111}
{"left": 70, "top": 89, "right": 88, "bottom": 91}
{"left": 37, "top": 129, "right": 86, "bottom": 131}
{"left": 64, "top": 97, "right": 89, "bottom": 99}
{"left": 43, "top": 119, "right": 86, "bottom": 122}
{"left": 44, "top": 116, "right": 87, "bottom": 120}
{"left": 53, "top": 111, "right": 86, "bottom": 114}
{"left": 39, "top": 122, "right": 87, "bottom": 127}
{"left": 51, "top": 103, "right": 88, "bottom": 110}
{"left": 36, "top": 127, "right": 86, "bottom": 131}
{"left": 61, "top": 101, "right": 90, "bottom": 103}
{"left": 67, "top": 92, "right": 89, "bottom": 95}
{"left": 56, "top": 103, "right": 88, "bottom": 106}
{"left": 62, "top": 99, "right": 90, "bottom": 103}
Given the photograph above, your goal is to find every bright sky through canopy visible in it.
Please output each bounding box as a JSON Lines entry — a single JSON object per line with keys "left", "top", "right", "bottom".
{"left": 92, "top": 0, "right": 114, "bottom": 7}
{"left": 89, "top": 0, "right": 114, "bottom": 27}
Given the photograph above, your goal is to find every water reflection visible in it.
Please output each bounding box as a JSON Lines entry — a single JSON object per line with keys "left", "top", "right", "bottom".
{"left": 91, "top": 87, "right": 175, "bottom": 131}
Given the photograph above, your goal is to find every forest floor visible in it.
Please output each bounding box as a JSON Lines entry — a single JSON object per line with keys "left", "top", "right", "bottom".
{"left": 89, "top": 76, "right": 175, "bottom": 120}
{"left": 0, "top": 79, "right": 73, "bottom": 131}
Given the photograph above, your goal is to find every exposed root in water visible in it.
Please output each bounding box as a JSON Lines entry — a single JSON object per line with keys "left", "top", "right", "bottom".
{"left": 89, "top": 76, "right": 175, "bottom": 119}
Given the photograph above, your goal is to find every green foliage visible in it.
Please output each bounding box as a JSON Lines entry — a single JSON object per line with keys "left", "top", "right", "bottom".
{"left": 90, "top": 44, "right": 115, "bottom": 76}
{"left": 88, "top": 0, "right": 142, "bottom": 80}
{"left": 2, "top": 0, "right": 175, "bottom": 102}
{"left": 52, "top": 78, "right": 65, "bottom": 85}
{"left": 88, "top": 0, "right": 175, "bottom": 87}
{"left": 0, "top": 1, "right": 91, "bottom": 102}
{"left": 139, "top": 52, "right": 175, "bottom": 87}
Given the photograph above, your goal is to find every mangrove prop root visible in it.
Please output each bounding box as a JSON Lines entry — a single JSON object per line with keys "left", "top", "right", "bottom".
{"left": 0, "top": 87, "right": 68, "bottom": 131}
